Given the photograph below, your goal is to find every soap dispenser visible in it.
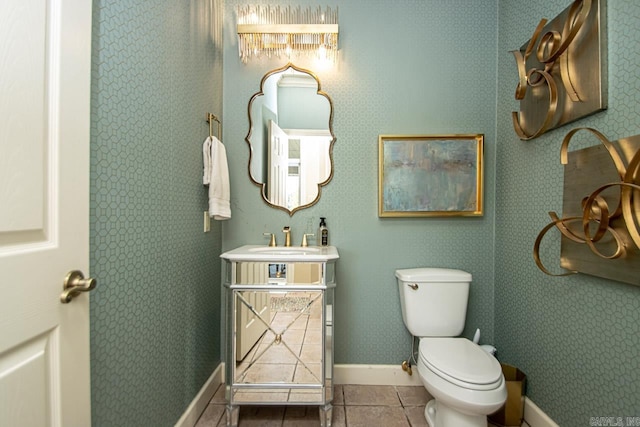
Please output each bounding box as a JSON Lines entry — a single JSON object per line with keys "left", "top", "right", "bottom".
{"left": 318, "top": 217, "right": 328, "bottom": 246}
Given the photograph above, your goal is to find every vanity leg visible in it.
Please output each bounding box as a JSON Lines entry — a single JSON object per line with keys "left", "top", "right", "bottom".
{"left": 226, "top": 404, "right": 239, "bottom": 427}
{"left": 319, "top": 403, "right": 333, "bottom": 427}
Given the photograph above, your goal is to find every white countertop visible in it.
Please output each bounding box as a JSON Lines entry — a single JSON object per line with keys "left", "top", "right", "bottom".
{"left": 220, "top": 245, "right": 339, "bottom": 262}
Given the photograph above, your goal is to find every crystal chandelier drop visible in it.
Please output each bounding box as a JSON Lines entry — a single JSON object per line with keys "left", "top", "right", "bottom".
{"left": 237, "top": 5, "right": 339, "bottom": 64}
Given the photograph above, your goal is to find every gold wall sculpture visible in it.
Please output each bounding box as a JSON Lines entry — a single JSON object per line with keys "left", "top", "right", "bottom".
{"left": 511, "top": 0, "right": 607, "bottom": 140}
{"left": 534, "top": 128, "right": 640, "bottom": 286}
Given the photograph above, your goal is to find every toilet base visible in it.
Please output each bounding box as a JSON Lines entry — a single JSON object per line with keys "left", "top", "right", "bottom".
{"left": 424, "top": 399, "right": 488, "bottom": 427}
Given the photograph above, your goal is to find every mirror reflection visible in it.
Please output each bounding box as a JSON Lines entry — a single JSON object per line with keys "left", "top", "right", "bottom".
{"left": 246, "top": 63, "right": 335, "bottom": 215}
{"left": 233, "top": 262, "right": 324, "bottom": 392}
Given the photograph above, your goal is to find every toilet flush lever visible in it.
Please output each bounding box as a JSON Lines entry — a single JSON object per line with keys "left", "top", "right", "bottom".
{"left": 407, "top": 283, "right": 419, "bottom": 290}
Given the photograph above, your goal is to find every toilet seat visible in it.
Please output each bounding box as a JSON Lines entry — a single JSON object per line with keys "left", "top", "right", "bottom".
{"left": 419, "top": 338, "right": 502, "bottom": 391}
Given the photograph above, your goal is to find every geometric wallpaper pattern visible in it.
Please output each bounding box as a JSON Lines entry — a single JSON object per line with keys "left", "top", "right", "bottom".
{"left": 495, "top": 1, "right": 640, "bottom": 426}
{"left": 90, "top": 0, "right": 223, "bottom": 425}
{"left": 88, "top": 0, "right": 639, "bottom": 425}
{"left": 222, "top": 0, "right": 499, "bottom": 366}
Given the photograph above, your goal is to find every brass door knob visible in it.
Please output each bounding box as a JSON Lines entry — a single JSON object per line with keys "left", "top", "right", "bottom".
{"left": 60, "top": 270, "right": 97, "bottom": 303}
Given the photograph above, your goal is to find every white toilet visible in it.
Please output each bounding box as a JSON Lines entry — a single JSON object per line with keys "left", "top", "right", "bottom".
{"left": 396, "top": 268, "right": 506, "bottom": 427}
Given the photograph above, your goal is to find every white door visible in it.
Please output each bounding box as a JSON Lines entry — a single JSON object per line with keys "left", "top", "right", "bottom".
{"left": 0, "top": 1, "right": 93, "bottom": 426}
{"left": 236, "top": 263, "right": 270, "bottom": 361}
{"left": 299, "top": 135, "right": 332, "bottom": 206}
{"left": 267, "top": 120, "right": 289, "bottom": 207}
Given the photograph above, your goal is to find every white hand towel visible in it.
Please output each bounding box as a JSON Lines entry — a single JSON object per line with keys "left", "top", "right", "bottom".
{"left": 202, "top": 136, "right": 212, "bottom": 185}
{"left": 208, "top": 136, "right": 231, "bottom": 220}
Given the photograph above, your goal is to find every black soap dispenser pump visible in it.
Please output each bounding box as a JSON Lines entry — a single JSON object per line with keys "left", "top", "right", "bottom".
{"left": 318, "top": 217, "right": 329, "bottom": 246}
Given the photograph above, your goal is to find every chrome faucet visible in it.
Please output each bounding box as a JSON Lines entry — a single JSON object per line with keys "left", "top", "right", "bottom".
{"left": 282, "top": 226, "right": 291, "bottom": 247}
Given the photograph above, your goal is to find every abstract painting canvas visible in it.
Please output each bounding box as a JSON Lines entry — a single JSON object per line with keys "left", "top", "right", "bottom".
{"left": 378, "top": 134, "right": 484, "bottom": 217}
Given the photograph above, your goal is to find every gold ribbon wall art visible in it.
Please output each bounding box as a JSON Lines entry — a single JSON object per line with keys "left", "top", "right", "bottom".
{"left": 534, "top": 128, "right": 640, "bottom": 286}
{"left": 511, "top": 0, "right": 607, "bottom": 140}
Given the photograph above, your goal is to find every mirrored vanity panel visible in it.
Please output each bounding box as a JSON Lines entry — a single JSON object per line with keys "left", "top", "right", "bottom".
{"left": 246, "top": 63, "right": 336, "bottom": 215}
{"left": 235, "top": 262, "right": 324, "bottom": 285}
{"left": 221, "top": 253, "right": 337, "bottom": 427}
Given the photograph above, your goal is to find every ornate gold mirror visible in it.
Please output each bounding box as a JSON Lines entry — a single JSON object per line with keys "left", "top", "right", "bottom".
{"left": 245, "top": 63, "right": 335, "bottom": 215}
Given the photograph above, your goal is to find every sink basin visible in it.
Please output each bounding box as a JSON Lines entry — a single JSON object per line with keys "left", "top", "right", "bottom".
{"left": 221, "top": 245, "right": 339, "bottom": 262}
{"left": 248, "top": 246, "right": 321, "bottom": 255}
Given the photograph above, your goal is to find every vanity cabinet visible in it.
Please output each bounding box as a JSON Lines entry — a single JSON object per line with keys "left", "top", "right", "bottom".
{"left": 220, "top": 245, "right": 339, "bottom": 427}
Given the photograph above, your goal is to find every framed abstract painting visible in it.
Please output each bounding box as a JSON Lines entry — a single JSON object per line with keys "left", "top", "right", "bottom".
{"left": 378, "top": 134, "right": 484, "bottom": 217}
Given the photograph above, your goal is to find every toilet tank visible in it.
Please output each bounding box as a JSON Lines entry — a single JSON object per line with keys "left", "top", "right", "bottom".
{"left": 395, "top": 268, "right": 471, "bottom": 337}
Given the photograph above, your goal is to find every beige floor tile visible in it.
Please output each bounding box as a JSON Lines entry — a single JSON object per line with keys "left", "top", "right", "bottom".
{"left": 282, "top": 406, "right": 321, "bottom": 426}
{"left": 333, "top": 385, "right": 344, "bottom": 405}
{"left": 396, "top": 385, "right": 432, "bottom": 406}
{"left": 309, "top": 304, "right": 322, "bottom": 319}
{"left": 307, "top": 318, "right": 322, "bottom": 330}
{"left": 214, "top": 411, "right": 227, "bottom": 427}
{"left": 332, "top": 405, "right": 346, "bottom": 427}
{"left": 303, "top": 328, "right": 323, "bottom": 344}
{"left": 270, "top": 312, "right": 310, "bottom": 330}
{"left": 293, "top": 363, "right": 322, "bottom": 383}
{"left": 253, "top": 343, "right": 302, "bottom": 364}
{"left": 209, "top": 385, "right": 430, "bottom": 425}
{"left": 345, "top": 406, "right": 410, "bottom": 427}
{"left": 404, "top": 405, "right": 429, "bottom": 426}
{"left": 210, "top": 383, "right": 227, "bottom": 403}
{"left": 343, "top": 384, "right": 402, "bottom": 406}
{"left": 300, "top": 344, "right": 323, "bottom": 362}
{"left": 240, "top": 363, "right": 296, "bottom": 383}
{"left": 264, "top": 328, "right": 307, "bottom": 344}
{"left": 291, "top": 315, "right": 310, "bottom": 330}
{"left": 195, "top": 402, "right": 225, "bottom": 427}
{"left": 236, "top": 406, "right": 285, "bottom": 427}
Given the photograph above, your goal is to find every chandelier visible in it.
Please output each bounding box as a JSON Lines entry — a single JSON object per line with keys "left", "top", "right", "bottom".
{"left": 237, "top": 5, "right": 339, "bottom": 64}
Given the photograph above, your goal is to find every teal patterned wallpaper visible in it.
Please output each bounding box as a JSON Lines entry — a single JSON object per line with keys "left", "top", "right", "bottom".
{"left": 222, "top": 0, "right": 499, "bottom": 363}
{"left": 496, "top": 0, "right": 640, "bottom": 425}
{"left": 87, "top": 0, "right": 639, "bottom": 424}
{"left": 90, "top": 0, "right": 223, "bottom": 425}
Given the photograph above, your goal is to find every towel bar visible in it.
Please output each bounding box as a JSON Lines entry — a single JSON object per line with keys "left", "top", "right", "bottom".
{"left": 206, "top": 112, "right": 222, "bottom": 139}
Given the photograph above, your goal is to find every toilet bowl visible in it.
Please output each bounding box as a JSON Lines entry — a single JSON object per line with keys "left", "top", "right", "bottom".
{"left": 417, "top": 338, "right": 506, "bottom": 427}
{"left": 395, "top": 268, "right": 507, "bottom": 427}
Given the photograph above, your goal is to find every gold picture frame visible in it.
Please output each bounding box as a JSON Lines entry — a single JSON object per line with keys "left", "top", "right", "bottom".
{"left": 378, "top": 134, "right": 484, "bottom": 217}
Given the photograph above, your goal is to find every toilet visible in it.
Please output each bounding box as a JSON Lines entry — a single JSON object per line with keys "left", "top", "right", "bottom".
{"left": 396, "top": 268, "right": 506, "bottom": 427}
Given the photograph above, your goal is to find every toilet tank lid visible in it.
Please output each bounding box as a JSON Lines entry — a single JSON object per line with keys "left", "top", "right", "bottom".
{"left": 395, "top": 268, "right": 472, "bottom": 282}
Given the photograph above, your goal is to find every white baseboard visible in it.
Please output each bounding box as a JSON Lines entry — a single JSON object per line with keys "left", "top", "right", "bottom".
{"left": 334, "top": 363, "right": 422, "bottom": 386}
{"left": 524, "top": 397, "right": 559, "bottom": 427}
{"left": 174, "top": 363, "right": 224, "bottom": 427}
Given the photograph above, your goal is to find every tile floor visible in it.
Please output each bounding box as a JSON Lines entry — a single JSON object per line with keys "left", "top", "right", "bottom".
{"left": 195, "top": 383, "right": 433, "bottom": 426}
{"left": 194, "top": 383, "right": 532, "bottom": 426}
{"left": 202, "top": 292, "right": 529, "bottom": 426}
